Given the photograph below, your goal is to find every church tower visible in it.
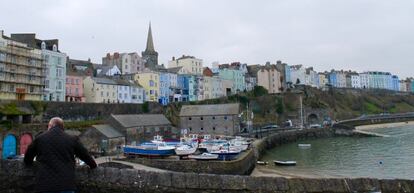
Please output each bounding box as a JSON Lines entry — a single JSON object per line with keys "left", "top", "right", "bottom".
{"left": 142, "top": 23, "right": 159, "bottom": 70}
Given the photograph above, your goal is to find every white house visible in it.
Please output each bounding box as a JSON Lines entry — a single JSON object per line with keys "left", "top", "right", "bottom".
{"left": 351, "top": 74, "right": 361, "bottom": 88}
{"left": 96, "top": 64, "right": 121, "bottom": 76}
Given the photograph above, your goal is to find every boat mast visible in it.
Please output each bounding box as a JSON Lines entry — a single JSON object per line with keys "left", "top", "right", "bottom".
{"left": 300, "top": 94, "right": 304, "bottom": 129}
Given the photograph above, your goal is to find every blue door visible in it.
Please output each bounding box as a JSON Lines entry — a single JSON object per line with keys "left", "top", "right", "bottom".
{"left": 2, "top": 134, "right": 17, "bottom": 159}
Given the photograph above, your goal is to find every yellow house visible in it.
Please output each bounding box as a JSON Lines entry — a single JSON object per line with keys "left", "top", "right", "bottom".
{"left": 83, "top": 77, "right": 118, "bottom": 103}
{"left": 131, "top": 71, "right": 159, "bottom": 102}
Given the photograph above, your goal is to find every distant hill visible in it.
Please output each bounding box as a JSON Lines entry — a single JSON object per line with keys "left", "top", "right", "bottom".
{"left": 165, "top": 86, "right": 414, "bottom": 126}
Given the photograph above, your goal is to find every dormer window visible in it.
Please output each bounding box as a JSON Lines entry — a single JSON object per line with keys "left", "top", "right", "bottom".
{"left": 52, "top": 44, "right": 57, "bottom": 52}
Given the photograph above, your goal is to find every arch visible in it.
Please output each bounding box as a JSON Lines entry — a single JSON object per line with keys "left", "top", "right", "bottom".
{"left": 19, "top": 133, "right": 33, "bottom": 155}
{"left": 2, "top": 134, "right": 17, "bottom": 159}
{"left": 307, "top": 113, "right": 319, "bottom": 124}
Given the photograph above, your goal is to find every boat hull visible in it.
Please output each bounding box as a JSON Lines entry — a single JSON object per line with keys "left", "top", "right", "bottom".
{"left": 211, "top": 151, "right": 240, "bottom": 161}
{"left": 274, "top": 160, "right": 297, "bottom": 166}
{"left": 123, "top": 146, "right": 175, "bottom": 156}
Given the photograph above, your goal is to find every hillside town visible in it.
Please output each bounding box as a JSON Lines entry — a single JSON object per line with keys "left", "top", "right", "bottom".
{"left": 0, "top": 25, "right": 413, "bottom": 105}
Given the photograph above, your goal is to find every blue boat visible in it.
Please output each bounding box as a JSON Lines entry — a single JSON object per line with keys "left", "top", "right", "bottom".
{"left": 123, "top": 142, "right": 176, "bottom": 157}
{"left": 210, "top": 149, "right": 241, "bottom": 161}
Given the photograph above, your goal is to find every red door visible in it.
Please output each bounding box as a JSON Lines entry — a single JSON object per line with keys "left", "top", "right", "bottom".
{"left": 20, "top": 133, "right": 32, "bottom": 155}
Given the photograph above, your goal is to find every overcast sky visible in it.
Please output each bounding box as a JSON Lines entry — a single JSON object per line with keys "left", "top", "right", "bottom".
{"left": 2, "top": 0, "right": 414, "bottom": 78}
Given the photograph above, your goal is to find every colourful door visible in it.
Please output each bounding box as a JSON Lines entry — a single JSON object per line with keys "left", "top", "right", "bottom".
{"left": 2, "top": 134, "right": 17, "bottom": 159}
{"left": 20, "top": 133, "right": 32, "bottom": 155}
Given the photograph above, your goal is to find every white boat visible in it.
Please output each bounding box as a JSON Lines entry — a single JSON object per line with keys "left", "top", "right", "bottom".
{"left": 188, "top": 153, "right": 218, "bottom": 160}
{"left": 298, "top": 144, "right": 311, "bottom": 148}
{"left": 256, "top": 161, "right": 268, "bottom": 165}
{"left": 210, "top": 149, "right": 241, "bottom": 160}
{"left": 175, "top": 143, "right": 198, "bottom": 156}
{"left": 274, "top": 160, "right": 297, "bottom": 166}
{"left": 229, "top": 140, "right": 249, "bottom": 151}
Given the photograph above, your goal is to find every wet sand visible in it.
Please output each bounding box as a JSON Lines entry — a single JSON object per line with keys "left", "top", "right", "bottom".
{"left": 251, "top": 165, "right": 341, "bottom": 178}
{"left": 355, "top": 121, "right": 414, "bottom": 131}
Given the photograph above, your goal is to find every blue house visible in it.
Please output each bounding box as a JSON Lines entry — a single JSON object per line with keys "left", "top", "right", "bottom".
{"left": 159, "top": 72, "right": 170, "bottom": 105}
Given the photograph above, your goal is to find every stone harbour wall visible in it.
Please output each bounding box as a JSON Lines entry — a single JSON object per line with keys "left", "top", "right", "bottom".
{"left": 1, "top": 160, "right": 413, "bottom": 193}
{"left": 253, "top": 127, "right": 336, "bottom": 159}
{"left": 125, "top": 148, "right": 256, "bottom": 175}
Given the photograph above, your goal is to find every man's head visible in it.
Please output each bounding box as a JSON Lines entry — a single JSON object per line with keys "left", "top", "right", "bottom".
{"left": 48, "top": 117, "right": 64, "bottom": 130}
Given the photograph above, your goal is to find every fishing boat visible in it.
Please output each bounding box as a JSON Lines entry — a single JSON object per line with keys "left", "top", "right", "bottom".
{"left": 298, "top": 144, "right": 311, "bottom": 148}
{"left": 256, "top": 161, "right": 268, "bottom": 165}
{"left": 188, "top": 153, "right": 219, "bottom": 160}
{"left": 175, "top": 143, "right": 198, "bottom": 156}
{"left": 123, "top": 142, "right": 176, "bottom": 157}
{"left": 273, "top": 160, "right": 297, "bottom": 166}
{"left": 210, "top": 149, "right": 241, "bottom": 161}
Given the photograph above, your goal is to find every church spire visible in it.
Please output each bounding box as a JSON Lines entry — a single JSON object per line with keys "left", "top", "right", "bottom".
{"left": 145, "top": 22, "right": 155, "bottom": 52}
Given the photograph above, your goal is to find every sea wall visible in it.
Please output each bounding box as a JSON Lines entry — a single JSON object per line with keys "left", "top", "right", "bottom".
{"left": 252, "top": 128, "right": 336, "bottom": 159}
{"left": 1, "top": 159, "right": 413, "bottom": 193}
{"left": 124, "top": 149, "right": 256, "bottom": 175}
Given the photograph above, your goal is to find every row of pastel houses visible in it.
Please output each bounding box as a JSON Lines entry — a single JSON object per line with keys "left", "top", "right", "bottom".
{"left": 1, "top": 29, "right": 413, "bottom": 105}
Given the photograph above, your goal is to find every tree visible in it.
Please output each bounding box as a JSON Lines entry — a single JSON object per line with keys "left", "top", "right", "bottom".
{"left": 276, "top": 98, "right": 284, "bottom": 115}
{"left": 253, "top": 86, "right": 268, "bottom": 97}
{"left": 296, "top": 78, "right": 301, "bottom": 85}
{"left": 142, "top": 102, "right": 149, "bottom": 113}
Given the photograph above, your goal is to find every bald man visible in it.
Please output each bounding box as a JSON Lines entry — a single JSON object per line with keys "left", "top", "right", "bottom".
{"left": 24, "top": 117, "right": 97, "bottom": 193}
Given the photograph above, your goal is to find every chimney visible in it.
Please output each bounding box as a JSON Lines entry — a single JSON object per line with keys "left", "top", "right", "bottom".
{"left": 88, "top": 58, "right": 91, "bottom": 62}
{"left": 0, "top": 30, "right": 3, "bottom": 36}
{"left": 172, "top": 56, "right": 175, "bottom": 61}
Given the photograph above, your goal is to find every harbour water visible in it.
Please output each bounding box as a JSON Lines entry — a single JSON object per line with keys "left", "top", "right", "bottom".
{"left": 261, "top": 125, "right": 414, "bottom": 179}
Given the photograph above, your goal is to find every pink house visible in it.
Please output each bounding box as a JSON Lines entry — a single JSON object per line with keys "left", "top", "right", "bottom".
{"left": 65, "top": 58, "right": 95, "bottom": 102}
{"left": 65, "top": 75, "right": 85, "bottom": 102}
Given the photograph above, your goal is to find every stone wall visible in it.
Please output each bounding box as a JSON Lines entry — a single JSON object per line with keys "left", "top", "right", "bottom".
{"left": 1, "top": 159, "right": 413, "bottom": 193}
{"left": 125, "top": 149, "right": 256, "bottom": 175}
{"left": 252, "top": 128, "right": 336, "bottom": 159}
{"left": 0, "top": 100, "right": 163, "bottom": 123}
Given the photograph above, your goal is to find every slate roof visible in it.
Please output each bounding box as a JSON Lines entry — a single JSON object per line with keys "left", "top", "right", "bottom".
{"left": 180, "top": 103, "right": 240, "bottom": 117}
{"left": 111, "top": 114, "right": 171, "bottom": 128}
{"left": 92, "top": 77, "right": 117, "bottom": 85}
{"left": 92, "top": 124, "right": 124, "bottom": 138}
{"left": 166, "top": 66, "right": 183, "bottom": 73}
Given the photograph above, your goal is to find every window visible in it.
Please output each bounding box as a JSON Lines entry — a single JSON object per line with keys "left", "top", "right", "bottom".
{"left": 119, "top": 93, "right": 122, "bottom": 99}
{"left": 0, "top": 53, "right": 5, "bottom": 61}
{"left": 212, "top": 116, "right": 215, "bottom": 120}
{"left": 75, "top": 88, "right": 78, "bottom": 95}
{"left": 189, "top": 127, "right": 192, "bottom": 131}
{"left": 188, "top": 117, "right": 192, "bottom": 120}
{"left": 29, "top": 86, "right": 34, "bottom": 93}
{"left": 224, "top": 116, "right": 228, "bottom": 120}
{"left": 45, "top": 80, "right": 49, "bottom": 88}
{"left": 57, "top": 57, "right": 62, "bottom": 65}
{"left": 9, "top": 85, "right": 14, "bottom": 92}
{"left": 57, "top": 81, "right": 62, "bottom": 90}
{"left": 106, "top": 92, "right": 109, "bottom": 97}
{"left": 213, "top": 127, "right": 216, "bottom": 130}
{"left": 124, "top": 93, "right": 127, "bottom": 98}
{"left": 200, "top": 128, "right": 203, "bottom": 130}
{"left": 44, "top": 55, "right": 49, "bottom": 63}
{"left": 200, "top": 117, "right": 203, "bottom": 120}
{"left": 75, "top": 79, "right": 79, "bottom": 85}
{"left": 101, "top": 91, "right": 104, "bottom": 97}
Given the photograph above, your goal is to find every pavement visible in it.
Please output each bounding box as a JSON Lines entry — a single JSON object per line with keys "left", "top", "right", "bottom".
{"left": 94, "top": 156, "right": 168, "bottom": 172}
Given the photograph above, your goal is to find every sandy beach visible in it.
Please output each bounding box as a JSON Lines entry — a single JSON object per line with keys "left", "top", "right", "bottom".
{"left": 355, "top": 121, "right": 414, "bottom": 131}
{"left": 250, "top": 165, "right": 341, "bottom": 178}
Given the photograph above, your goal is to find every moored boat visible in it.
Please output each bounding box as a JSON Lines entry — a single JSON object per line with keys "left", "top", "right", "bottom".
{"left": 123, "top": 142, "right": 176, "bottom": 157}
{"left": 188, "top": 153, "right": 219, "bottom": 160}
{"left": 298, "top": 144, "right": 311, "bottom": 148}
{"left": 273, "top": 160, "right": 297, "bottom": 166}
{"left": 256, "top": 161, "right": 268, "bottom": 165}
{"left": 210, "top": 149, "right": 241, "bottom": 161}
{"left": 175, "top": 143, "right": 198, "bottom": 156}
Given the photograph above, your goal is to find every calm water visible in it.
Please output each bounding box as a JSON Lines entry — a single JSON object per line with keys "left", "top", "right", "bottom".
{"left": 262, "top": 125, "right": 414, "bottom": 179}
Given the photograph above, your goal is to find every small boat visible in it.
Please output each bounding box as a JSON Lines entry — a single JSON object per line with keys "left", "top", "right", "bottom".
{"left": 274, "top": 160, "right": 297, "bottom": 166}
{"left": 188, "top": 153, "right": 218, "bottom": 160}
{"left": 175, "top": 143, "right": 198, "bottom": 156}
{"left": 123, "top": 142, "right": 176, "bottom": 157}
{"left": 256, "top": 161, "right": 268, "bottom": 165}
{"left": 298, "top": 144, "right": 311, "bottom": 148}
{"left": 210, "top": 149, "right": 241, "bottom": 161}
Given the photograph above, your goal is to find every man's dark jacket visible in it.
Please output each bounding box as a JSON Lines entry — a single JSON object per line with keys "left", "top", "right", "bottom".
{"left": 24, "top": 126, "right": 97, "bottom": 192}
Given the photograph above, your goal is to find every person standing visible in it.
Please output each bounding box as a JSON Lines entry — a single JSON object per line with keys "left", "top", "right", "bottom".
{"left": 24, "top": 117, "right": 97, "bottom": 193}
